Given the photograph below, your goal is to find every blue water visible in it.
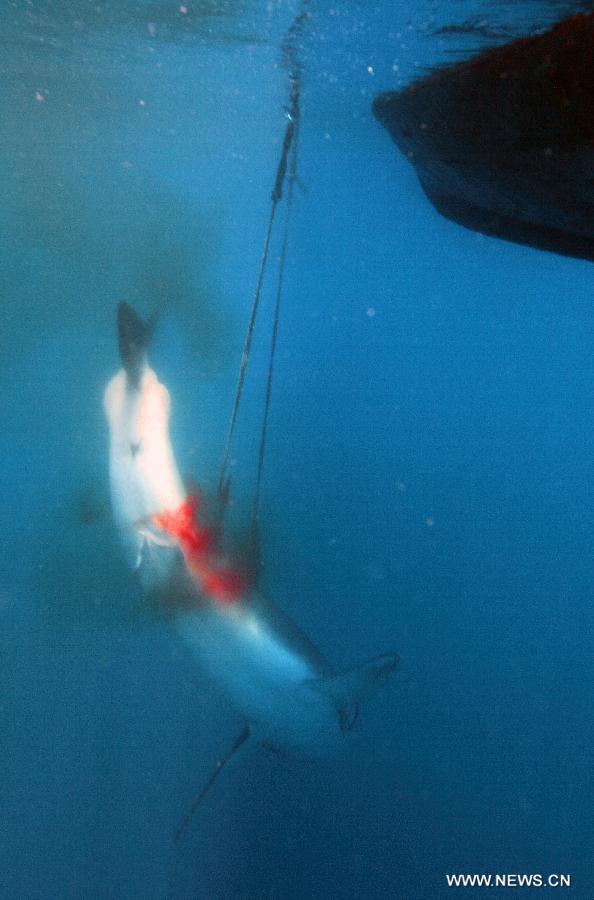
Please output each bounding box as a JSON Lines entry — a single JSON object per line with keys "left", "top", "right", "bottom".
{"left": 0, "top": 2, "right": 592, "bottom": 898}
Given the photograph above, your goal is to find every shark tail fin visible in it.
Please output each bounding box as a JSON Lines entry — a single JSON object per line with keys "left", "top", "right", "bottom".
{"left": 315, "top": 652, "right": 399, "bottom": 732}
{"left": 117, "top": 301, "right": 157, "bottom": 387}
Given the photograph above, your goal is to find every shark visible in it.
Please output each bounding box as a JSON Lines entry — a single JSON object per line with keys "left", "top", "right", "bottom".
{"left": 103, "top": 302, "right": 398, "bottom": 834}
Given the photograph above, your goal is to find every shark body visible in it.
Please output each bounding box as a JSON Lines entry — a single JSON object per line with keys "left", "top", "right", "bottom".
{"left": 104, "top": 303, "right": 397, "bottom": 768}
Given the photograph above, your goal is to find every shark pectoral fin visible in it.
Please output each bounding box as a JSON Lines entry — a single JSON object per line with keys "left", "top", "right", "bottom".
{"left": 134, "top": 533, "right": 170, "bottom": 574}
{"left": 312, "top": 652, "right": 400, "bottom": 732}
{"left": 134, "top": 520, "right": 177, "bottom": 549}
{"left": 133, "top": 529, "right": 182, "bottom": 599}
{"left": 174, "top": 723, "right": 251, "bottom": 841}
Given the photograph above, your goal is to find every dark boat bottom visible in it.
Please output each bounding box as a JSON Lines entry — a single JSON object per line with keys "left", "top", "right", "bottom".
{"left": 425, "top": 184, "right": 594, "bottom": 263}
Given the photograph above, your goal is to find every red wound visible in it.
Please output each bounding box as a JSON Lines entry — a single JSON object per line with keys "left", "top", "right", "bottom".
{"left": 152, "top": 496, "right": 244, "bottom": 604}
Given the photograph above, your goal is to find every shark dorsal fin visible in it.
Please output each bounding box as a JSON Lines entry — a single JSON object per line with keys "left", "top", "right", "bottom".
{"left": 117, "top": 302, "right": 157, "bottom": 388}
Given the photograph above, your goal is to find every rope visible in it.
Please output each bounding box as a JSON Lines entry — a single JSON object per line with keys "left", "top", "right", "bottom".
{"left": 217, "top": 202, "right": 279, "bottom": 502}
{"left": 217, "top": 7, "right": 307, "bottom": 508}
{"left": 250, "top": 127, "right": 299, "bottom": 554}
